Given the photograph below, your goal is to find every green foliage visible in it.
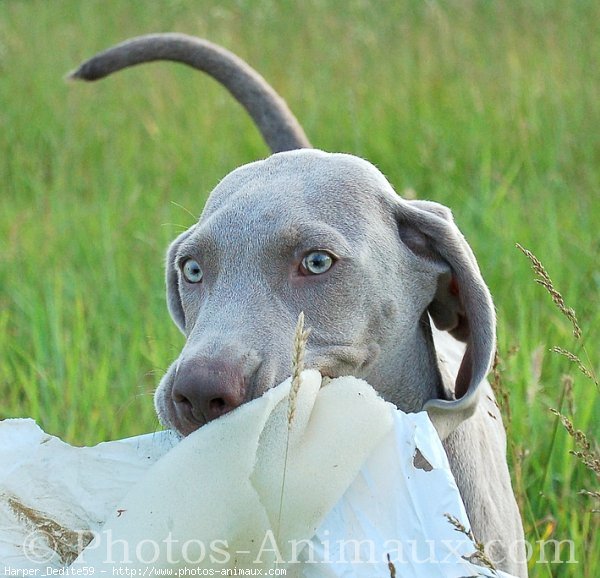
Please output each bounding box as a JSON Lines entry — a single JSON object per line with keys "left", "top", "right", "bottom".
{"left": 0, "top": 1, "right": 597, "bottom": 575}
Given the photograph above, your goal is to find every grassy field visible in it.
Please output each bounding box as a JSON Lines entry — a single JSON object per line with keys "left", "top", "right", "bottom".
{"left": 0, "top": 1, "right": 598, "bottom": 576}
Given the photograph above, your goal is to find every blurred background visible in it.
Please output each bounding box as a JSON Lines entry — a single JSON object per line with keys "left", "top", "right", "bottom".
{"left": 0, "top": 2, "right": 598, "bottom": 575}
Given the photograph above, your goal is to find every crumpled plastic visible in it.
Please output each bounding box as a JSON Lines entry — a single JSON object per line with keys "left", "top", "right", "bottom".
{"left": 0, "top": 419, "right": 177, "bottom": 569}
{"left": 0, "top": 372, "right": 515, "bottom": 577}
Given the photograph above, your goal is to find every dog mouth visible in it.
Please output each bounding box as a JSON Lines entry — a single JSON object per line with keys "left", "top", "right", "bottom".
{"left": 306, "top": 343, "right": 380, "bottom": 379}
{"left": 158, "top": 343, "right": 379, "bottom": 437}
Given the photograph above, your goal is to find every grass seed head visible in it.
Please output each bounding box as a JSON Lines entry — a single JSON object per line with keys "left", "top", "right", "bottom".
{"left": 288, "top": 311, "right": 311, "bottom": 428}
{"left": 516, "top": 243, "right": 582, "bottom": 339}
{"left": 550, "top": 409, "right": 600, "bottom": 478}
{"left": 444, "top": 513, "right": 499, "bottom": 575}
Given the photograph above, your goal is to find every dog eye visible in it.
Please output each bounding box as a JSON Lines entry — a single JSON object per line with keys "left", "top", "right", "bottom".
{"left": 300, "top": 250, "right": 335, "bottom": 275}
{"left": 181, "top": 258, "right": 203, "bottom": 283}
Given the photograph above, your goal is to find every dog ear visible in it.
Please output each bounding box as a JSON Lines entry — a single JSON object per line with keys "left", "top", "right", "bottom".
{"left": 394, "top": 199, "right": 496, "bottom": 440}
{"left": 165, "top": 228, "right": 195, "bottom": 334}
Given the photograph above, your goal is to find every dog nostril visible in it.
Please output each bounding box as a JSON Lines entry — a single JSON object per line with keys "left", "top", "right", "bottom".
{"left": 174, "top": 392, "right": 196, "bottom": 422}
{"left": 209, "top": 397, "right": 227, "bottom": 415}
{"left": 174, "top": 392, "right": 192, "bottom": 407}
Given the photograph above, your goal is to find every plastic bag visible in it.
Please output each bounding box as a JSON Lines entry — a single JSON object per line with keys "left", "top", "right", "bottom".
{"left": 0, "top": 373, "right": 514, "bottom": 577}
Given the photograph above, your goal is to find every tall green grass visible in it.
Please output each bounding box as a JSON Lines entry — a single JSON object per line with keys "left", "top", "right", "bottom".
{"left": 0, "top": 1, "right": 598, "bottom": 576}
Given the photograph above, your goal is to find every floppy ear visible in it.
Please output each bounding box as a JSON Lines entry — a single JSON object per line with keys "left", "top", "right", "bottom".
{"left": 165, "top": 228, "right": 195, "bottom": 334}
{"left": 394, "top": 199, "right": 496, "bottom": 440}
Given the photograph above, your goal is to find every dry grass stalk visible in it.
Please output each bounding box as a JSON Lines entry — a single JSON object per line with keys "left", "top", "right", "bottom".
{"left": 444, "top": 513, "right": 499, "bottom": 576}
{"left": 489, "top": 349, "right": 531, "bottom": 517}
{"left": 552, "top": 347, "right": 597, "bottom": 385}
{"left": 490, "top": 351, "right": 512, "bottom": 425}
{"left": 579, "top": 490, "right": 600, "bottom": 500}
{"left": 287, "top": 311, "right": 311, "bottom": 428}
{"left": 517, "top": 245, "right": 599, "bottom": 530}
{"left": 579, "top": 490, "right": 600, "bottom": 513}
{"left": 516, "top": 243, "right": 581, "bottom": 339}
{"left": 386, "top": 553, "right": 397, "bottom": 577}
{"left": 277, "top": 312, "right": 311, "bottom": 542}
{"left": 562, "top": 374, "right": 576, "bottom": 418}
{"left": 550, "top": 409, "right": 600, "bottom": 478}
{"left": 579, "top": 490, "right": 600, "bottom": 514}
{"left": 510, "top": 442, "right": 527, "bottom": 517}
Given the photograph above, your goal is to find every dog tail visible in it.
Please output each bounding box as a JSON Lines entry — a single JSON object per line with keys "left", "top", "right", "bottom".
{"left": 68, "top": 33, "right": 311, "bottom": 153}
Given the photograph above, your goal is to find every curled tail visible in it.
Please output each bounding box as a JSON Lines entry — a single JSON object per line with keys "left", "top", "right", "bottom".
{"left": 69, "top": 33, "right": 311, "bottom": 153}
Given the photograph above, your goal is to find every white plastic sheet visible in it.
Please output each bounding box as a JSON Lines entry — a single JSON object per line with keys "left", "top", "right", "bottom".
{"left": 0, "top": 373, "right": 515, "bottom": 577}
{"left": 0, "top": 419, "right": 177, "bottom": 570}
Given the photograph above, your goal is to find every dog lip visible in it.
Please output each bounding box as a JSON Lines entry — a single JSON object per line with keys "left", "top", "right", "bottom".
{"left": 175, "top": 424, "right": 200, "bottom": 438}
{"left": 306, "top": 343, "right": 376, "bottom": 376}
{"left": 172, "top": 413, "right": 205, "bottom": 437}
{"left": 173, "top": 417, "right": 202, "bottom": 437}
{"left": 319, "top": 369, "right": 337, "bottom": 379}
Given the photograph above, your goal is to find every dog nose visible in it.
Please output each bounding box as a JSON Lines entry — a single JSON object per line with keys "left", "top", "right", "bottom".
{"left": 172, "top": 359, "right": 247, "bottom": 427}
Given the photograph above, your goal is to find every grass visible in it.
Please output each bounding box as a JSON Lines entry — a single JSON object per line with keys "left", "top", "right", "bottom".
{"left": 0, "top": 1, "right": 598, "bottom": 576}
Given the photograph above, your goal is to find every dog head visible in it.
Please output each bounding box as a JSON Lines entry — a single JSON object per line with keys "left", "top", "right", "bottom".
{"left": 155, "top": 149, "right": 495, "bottom": 439}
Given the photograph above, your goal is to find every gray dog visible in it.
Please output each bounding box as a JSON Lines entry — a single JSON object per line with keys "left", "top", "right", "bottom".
{"left": 71, "top": 34, "right": 527, "bottom": 577}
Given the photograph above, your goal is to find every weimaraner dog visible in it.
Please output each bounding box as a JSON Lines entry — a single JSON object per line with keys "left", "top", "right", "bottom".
{"left": 71, "top": 34, "right": 527, "bottom": 576}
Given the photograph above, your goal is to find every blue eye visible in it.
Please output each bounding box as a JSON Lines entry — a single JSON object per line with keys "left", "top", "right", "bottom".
{"left": 301, "top": 251, "right": 335, "bottom": 275}
{"left": 182, "top": 259, "right": 203, "bottom": 283}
